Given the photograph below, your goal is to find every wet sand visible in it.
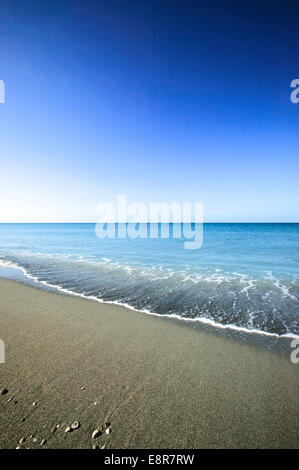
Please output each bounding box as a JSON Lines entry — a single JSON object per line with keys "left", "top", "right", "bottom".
{"left": 0, "top": 278, "right": 298, "bottom": 449}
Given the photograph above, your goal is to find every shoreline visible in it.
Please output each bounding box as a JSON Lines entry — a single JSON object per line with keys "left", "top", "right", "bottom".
{"left": 0, "top": 278, "right": 298, "bottom": 448}
{"left": 0, "top": 261, "right": 298, "bottom": 345}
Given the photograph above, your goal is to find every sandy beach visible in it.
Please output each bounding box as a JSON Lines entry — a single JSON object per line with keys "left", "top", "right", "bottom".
{"left": 0, "top": 278, "right": 298, "bottom": 449}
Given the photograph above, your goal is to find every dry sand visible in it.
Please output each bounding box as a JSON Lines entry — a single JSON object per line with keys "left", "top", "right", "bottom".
{"left": 0, "top": 278, "right": 298, "bottom": 449}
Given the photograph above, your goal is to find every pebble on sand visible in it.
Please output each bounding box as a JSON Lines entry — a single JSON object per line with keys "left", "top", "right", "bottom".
{"left": 92, "top": 429, "right": 102, "bottom": 439}
{"left": 32, "top": 402, "right": 37, "bottom": 406}
{"left": 105, "top": 428, "right": 111, "bottom": 435}
{"left": 71, "top": 421, "right": 80, "bottom": 430}
{"left": 40, "top": 439, "right": 47, "bottom": 446}
{"left": 92, "top": 444, "right": 99, "bottom": 449}
{"left": 19, "top": 437, "right": 26, "bottom": 444}
{"left": 65, "top": 426, "right": 72, "bottom": 433}
{"left": 0, "top": 388, "right": 8, "bottom": 395}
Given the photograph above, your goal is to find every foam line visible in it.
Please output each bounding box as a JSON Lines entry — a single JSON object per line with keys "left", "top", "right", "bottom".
{"left": 0, "top": 259, "right": 298, "bottom": 340}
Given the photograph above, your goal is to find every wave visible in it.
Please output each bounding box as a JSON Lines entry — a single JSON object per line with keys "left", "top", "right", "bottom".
{"left": 0, "top": 254, "right": 298, "bottom": 340}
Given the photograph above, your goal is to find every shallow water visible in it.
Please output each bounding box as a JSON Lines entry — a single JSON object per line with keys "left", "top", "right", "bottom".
{"left": 0, "top": 223, "right": 298, "bottom": 337}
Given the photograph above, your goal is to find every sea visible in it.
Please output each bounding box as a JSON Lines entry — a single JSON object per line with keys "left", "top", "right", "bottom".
{"left": 0, "top": 223, "right": 298, "bottom": 340}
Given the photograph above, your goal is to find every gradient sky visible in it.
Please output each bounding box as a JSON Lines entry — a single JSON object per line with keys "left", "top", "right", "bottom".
{"left": 0, "top": 0, "right": 298, "bottom": 222}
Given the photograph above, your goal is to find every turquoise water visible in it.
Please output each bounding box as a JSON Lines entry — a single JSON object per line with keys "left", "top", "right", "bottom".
{"left": 0, "top": 223, "right": 298, "bottom": 337}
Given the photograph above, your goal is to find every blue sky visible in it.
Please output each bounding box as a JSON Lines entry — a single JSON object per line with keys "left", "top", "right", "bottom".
{"left": 0, "top": 0, "right": 298, "bottom": 222}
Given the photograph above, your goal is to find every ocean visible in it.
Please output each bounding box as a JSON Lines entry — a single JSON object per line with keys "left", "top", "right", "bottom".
{"left": 0, "top": 223, "right": 298, "bottom": 338}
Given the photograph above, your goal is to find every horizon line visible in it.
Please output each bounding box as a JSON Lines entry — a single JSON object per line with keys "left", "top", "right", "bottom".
{"left": 0, "top": 221, "right": 298, "bottom": 224}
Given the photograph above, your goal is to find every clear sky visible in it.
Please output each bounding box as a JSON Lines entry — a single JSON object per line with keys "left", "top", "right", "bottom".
{"left": 0, "top": 0, "right": 298, "bottom": 222}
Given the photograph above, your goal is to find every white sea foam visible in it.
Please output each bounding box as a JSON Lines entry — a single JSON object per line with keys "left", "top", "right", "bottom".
{"left": 0, "top": 258, "right": 298, "bottom": 340}
{"left": 240, "top": 279, "right": 256, "bottom": 296}
{"left": 265, "top": 271, "right": 297, "bottom": 300}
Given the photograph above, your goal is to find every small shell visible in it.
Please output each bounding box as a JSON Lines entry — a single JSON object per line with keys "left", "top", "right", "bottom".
{"left": 32, "top": 402, "right": 37, "bottom": 406}
{"left": 19, "top": 437, "right": 26, "bottom": 444}
{"left": 92, "top": 444, "right": 99, "bottom": 449}
{"left": 71, "top": 421, "right": 80, "bottom": 430}
{"left": 105, "top": 428, "right": 111, "bottom": 435}
{"left": 0, "top": 388, "right": 8, "bottom": 395}
{"left": 40, "top": 439, "right": 47, "bottom": 446}
{"left": 65, "top": 426, "right": 72, "bottom": 433}
{"left": 92, "top": 429, "right": 101, "bottom": 439}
